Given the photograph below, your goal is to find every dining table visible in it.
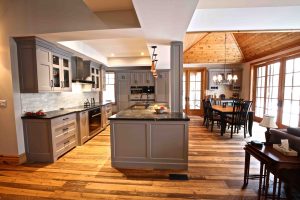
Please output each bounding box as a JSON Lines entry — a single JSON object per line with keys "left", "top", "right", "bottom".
{"left": 212, "top": 105, "right": 253, "bottom": 136}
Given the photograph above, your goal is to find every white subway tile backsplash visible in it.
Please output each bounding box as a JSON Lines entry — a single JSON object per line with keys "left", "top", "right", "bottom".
{"left": 21, "top": 92, "right": 99, "bottom": 113}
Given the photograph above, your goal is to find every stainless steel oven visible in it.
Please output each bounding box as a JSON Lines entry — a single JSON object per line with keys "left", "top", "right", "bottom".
{"left": 88, "top": 107, "right": 101, "bottom": 136}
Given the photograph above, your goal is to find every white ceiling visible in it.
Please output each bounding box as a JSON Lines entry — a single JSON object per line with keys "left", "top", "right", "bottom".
{"left": 188, "top": 1, "right": 300, "bottom": 32}
{"left": 39, "top": 0, "right": 300, "bottom": 68}
{"left": 83, "top": 0, "right": 133, "bottom": 12}
{"left": 82, "top": 38, "right": 149, "bottom": 57}
{"left": 196, "top": 0, "right": 300, "bottom": 9}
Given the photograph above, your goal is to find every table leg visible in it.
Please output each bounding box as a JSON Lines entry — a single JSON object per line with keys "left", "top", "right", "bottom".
{"left": 258, "top": 162, "right": 264, "bottom": 199}
{"left": 243, "top": 151, "right": 251, "bottom": 188}
{"left": 265, "top": 170, "right": 270, "bottom": 198}
{"left": 248, "top": 112, "right": 253, "bottom": 137}
{"left": 272, "top": 175, "right": 278, "bottom": 200}
{"left": 220, "top": 113, "right": 226, "bottom": 136}
{"left": 277, "top": 179, "right": 281, "bottom": 200}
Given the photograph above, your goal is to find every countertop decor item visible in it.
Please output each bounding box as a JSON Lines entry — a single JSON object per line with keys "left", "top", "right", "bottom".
{"left": 259, "top": 115, "right": 278, "bottom": 145}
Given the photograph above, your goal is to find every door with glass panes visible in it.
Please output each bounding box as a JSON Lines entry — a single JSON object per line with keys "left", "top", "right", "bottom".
{"left": 183, "top": 69, "right": 204, "bottom": 115}
{"left": 253, "top": 56, "right": 300, "bottom": 128}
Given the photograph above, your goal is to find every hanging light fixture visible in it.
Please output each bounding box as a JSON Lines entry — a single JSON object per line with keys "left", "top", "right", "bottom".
{"left": 151, "top": 46, "right": 158, "bottom": 78}
{"left": 213, "top": 33, "right": 238, "bottom": 85}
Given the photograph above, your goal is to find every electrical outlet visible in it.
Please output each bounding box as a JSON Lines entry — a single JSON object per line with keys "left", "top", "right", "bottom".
{"left": 0, "top": 100, "right": 7, "bottom": 108}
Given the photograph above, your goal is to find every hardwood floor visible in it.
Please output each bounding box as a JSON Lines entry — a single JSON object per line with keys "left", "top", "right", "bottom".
{"left": 0, "top": 116, "right": 263, "bottom": 199}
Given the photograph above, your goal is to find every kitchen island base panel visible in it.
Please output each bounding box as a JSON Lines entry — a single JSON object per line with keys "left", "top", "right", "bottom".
{"left": 112, "top": 161, "right": 188, "bottom": 170}
{"left": 110, "top": 120, "right": 188, "bottom": 170}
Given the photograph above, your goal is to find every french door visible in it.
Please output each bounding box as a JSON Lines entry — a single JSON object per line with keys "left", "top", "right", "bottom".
{"left": 183, "top": 69, "right": 205, "bottom": 115}
{"left": 253, "top": 55, "right": 300, "bottom": 127}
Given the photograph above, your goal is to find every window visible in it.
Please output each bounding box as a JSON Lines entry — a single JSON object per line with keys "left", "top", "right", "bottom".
{"left": 282, "top": 58, "right": 300, "bottom": 127}
{"left": 253, "top": 53, "right": 300, "bottom": 128}
{"left": 103, "top": 72, "right": 115, "bottom": 103}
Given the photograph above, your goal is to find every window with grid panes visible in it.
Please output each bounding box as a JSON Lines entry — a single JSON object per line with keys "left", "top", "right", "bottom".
{"left": 255, "top": 66, "right": 266, "bottom": 118}
{"left": 282, "top": 58, "right": 300, "bottom": 127}
{"left": 103, "top": 72, "right": 115, "bottom": 103}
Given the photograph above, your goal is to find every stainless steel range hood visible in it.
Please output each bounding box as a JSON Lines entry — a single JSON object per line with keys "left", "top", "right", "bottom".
{"left": 71, "top": 56, "right": 94, "bottom": 84}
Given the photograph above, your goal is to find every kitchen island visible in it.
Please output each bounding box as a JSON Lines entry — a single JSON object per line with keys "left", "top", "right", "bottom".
{"left": 109, "top": 104, "right": 190, "bottom": 170}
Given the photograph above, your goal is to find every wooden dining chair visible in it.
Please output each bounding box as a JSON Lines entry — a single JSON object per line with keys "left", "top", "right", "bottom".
{"left": 207, "top": 101, "right": 221, "bottom": 132}
{"left": 226, "top": 101, "right": 252, "bottom": 138}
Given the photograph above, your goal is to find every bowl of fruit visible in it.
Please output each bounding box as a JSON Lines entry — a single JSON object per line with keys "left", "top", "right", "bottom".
{"left": 25, "top": 110, "right": 46, "bottom": 117}
{"left": 154, "top": 105, "right": 166, "bottom": 114}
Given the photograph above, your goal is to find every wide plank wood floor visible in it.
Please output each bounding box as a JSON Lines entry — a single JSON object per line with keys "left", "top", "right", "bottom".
{"left": 0, "top": 116, "right": 263, "bottom": 199}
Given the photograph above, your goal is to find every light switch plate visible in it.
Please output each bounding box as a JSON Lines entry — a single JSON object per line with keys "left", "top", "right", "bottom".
{"left": 0, "top": 100, "right": 7, "bottom": 108}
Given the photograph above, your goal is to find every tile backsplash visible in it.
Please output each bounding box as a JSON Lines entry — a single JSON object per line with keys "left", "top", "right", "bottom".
{"left": 21, "top": 92, "right": 99, "bottom": 113}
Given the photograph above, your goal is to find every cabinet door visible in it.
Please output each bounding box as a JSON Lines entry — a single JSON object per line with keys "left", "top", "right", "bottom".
{"left": 145, "top": 72, "right": 154, "bottom": 86}
{"left": 79, "top": 111, "right": 89, "bottom": 144}
{"left": 118, "top": 79, "right": 129, "bottom": 111}
{"left": 117, "top": 72, "right": 129, "bottom": 80}
{"left": 155, "top": 72, "right": 169, "bottom": 103}
{"left": 101, "top": 68, "right": 106, "bottom": 91}
{"left": 61, "top": 57, "right": 72, "bottom": 91}
{"left": 130, "top": 73, "right": 138, "bottom": 85}
{"left": 51, "top": 54, "right": 62, "bottom": 91}
{"left": 36, "top": 47, "right": 52, "bottom": 92}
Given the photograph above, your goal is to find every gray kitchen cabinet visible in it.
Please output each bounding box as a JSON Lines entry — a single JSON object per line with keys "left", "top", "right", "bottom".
{"left": 101, "top": 103, "right": 112, "bottom": 129}
{"left": 145, "top": 72, "right": 155, "bottom": 86}
{"left": 77, "top": 111, "right": 89, "bottom": 146}
{"left": 15, "top": 36, "right": 72, "bottom": 93}
{"left": 130, "top": 72, "right": 143, "bottom": 86}
{"left": 117, "top": 73, "right": 130, "bottom": 111}
{"left": 52, "top": 53, "right": 72, "bottom": 92}
{"left": 22, "top": 113, "right": 77, "bottom": 162}
{"left": 101, "top": 66, "right": 106, "bottom": 91}
{"left": 155, "top": 71, "right": 169, "bottom": 103}
{"left": 36, "top": 47, "right": 52, "bottom": 91}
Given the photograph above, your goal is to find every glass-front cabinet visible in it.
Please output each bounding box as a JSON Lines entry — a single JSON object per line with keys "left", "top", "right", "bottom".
{"left": 91, "top": 65, "right": 101, "bottom": 91}
{"left": 51, "top": 54, "right": 72, "bottom": 92}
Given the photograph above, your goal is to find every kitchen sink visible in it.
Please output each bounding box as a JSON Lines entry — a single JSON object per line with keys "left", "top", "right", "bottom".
{"left": 130, "top": 104, "right": 149, "bottom": 110}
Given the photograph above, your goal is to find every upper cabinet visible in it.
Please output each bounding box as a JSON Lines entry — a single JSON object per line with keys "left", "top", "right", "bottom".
{"left": 84, "top": 61, "right": 101, "bottom": 91}
{"left": 101, "top": 66, "right": 106, "bottom": 91}
{"left": 130, "top": 72, "right": 155, "bottom": 86}
{"left": 15, "top": 36, "right": 72, "bottom": 93}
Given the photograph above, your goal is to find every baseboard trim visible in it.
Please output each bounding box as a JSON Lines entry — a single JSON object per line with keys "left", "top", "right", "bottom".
{"left": 0, "top": 153, "right": 27, "bottom": 165}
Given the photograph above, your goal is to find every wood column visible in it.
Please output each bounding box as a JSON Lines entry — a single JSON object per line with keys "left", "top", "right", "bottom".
{"left": 170, "top": 41, "right": 183, "bottom": 112}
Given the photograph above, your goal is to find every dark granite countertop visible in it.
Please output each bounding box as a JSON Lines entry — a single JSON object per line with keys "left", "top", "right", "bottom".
{"left": 21, "top": 101, "right": 112, "bottom": 120}
{"left": 109, "top": 103, "right": 189, "bottom": 121}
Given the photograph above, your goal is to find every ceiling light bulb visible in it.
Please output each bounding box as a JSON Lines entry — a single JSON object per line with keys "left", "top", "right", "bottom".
{"left": 217, "top": 74, "right": 223, "bottom": 82}
{"left": 141, "top": 52, "right": 144, "bottom": 56}
{"left": 227, "top": 74, "right": 233, "bottom": 81}
{"left": 233, "top": 75, "right": 238, "bottom": 82}
{"left": 111, "top": 53, "right": 115, "bottom": 57}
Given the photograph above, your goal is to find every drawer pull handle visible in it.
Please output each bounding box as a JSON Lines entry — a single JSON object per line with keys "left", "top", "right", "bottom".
{"left": 63, "top": 127, "right": 69, "bottom": 131}
{"left": 64, "top": 141, "right": 70, "bottom": 145}
{"left": 63, "top": 118, "right": 69, "bottom": 120}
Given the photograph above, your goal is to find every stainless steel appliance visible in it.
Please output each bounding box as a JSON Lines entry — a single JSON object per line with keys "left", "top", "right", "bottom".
{"left": 88, "top": 107, "right": 101, "bottom": 136}
{"left": 130, "top": 86, "right": 155, "bottom": 101}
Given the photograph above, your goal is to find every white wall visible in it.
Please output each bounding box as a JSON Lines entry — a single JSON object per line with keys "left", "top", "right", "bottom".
{"left": 108, "top": 56, "right": 151, "bottom": 67}
{"left": 0, "top": 0, "right": 111, "bottom": 157}
{"left": 241, "top": 45, "right": 300, "bottom": 100}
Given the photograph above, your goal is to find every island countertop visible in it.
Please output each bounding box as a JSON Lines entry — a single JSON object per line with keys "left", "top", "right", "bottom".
{"left": 109, "top": 104, "right": 190, "bottom": 121}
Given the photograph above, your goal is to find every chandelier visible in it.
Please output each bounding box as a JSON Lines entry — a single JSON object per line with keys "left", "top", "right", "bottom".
{"left": 213, "top": 33, "right": 238, "bottom": 85}
{"left": 151, "top": 46, "right": 158, "bottom": 78}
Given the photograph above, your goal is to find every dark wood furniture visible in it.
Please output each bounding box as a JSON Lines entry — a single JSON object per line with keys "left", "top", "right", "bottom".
{"left": 243, "top": 143, "right": 300, "bottom": 200}
{"left": 212, "top": 105, "right": 253, "bottom": 136}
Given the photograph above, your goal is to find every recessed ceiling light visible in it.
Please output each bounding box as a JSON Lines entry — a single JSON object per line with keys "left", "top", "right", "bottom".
{"left": 111, "top": 53, "right": 115, "bottom": 57}
{"left": 140, "top": 52, "right": 144, "bottom": 56}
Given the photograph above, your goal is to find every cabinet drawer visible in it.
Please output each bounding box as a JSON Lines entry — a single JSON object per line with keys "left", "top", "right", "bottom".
{"left": 54, "top": 126, "right": 77, "bottom": 144}
{"left": 52, "top": 119, "right": 76, "bottom": 136}
{"left": 51, "top": 113, "right": 76, "bottom": 126}
{"left": 55, "top": 134, "right": 76, "bottom": 157}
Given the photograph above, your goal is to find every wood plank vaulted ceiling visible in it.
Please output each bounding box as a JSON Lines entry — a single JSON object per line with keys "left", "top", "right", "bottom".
{"left": 183, "top": 32, "right": 300, "bottom": 64}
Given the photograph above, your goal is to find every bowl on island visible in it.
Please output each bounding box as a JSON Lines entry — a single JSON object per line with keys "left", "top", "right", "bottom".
{"left": 154, "top": 106, "right": 166, "bottom": 114}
